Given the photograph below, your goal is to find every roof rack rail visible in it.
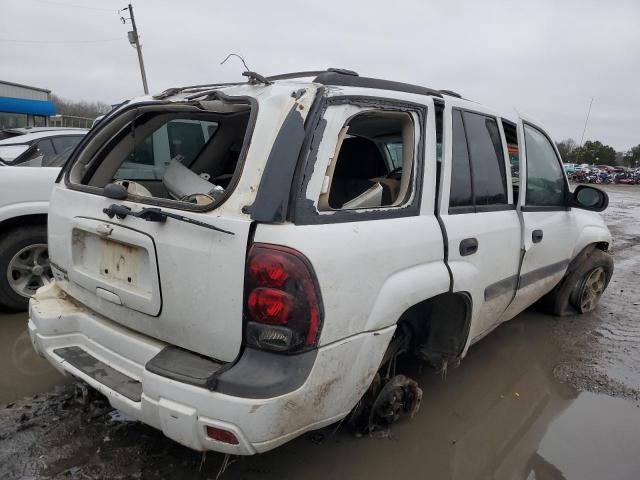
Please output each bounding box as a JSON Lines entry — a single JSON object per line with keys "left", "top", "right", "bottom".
{"left": 155, "top": 69, "right": 445, "bottom": 100}
{"left": 267, "top": 71, "right": 327, "bottom": 81}
{"left": 267, "top": 68, "right": 359, "bottom": 81}
{"left": 439, "top": 89, "right": 462, "bottom": 98}
{"left": 153, "top": 82, "right": 243, "bottom": 100}
{"left": 326, "top": 68, "right": 359, "bottom": 76}
{"left": 312, "top": 71, "right": 443, "bottom": 98}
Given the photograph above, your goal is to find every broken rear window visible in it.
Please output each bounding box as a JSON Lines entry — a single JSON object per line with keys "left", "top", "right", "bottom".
{"left": 69, "top": 101, "right": 252, "bottom": 208}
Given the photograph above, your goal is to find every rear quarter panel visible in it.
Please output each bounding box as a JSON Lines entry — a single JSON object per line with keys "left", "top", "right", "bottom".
{"left": 254, "top": 216, "right": 450, "bottom": 346}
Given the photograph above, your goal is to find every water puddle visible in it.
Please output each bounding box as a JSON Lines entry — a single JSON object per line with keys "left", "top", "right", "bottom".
{"left": 227, "top": 314, "right": 640, "bottom": 480}
{"left": 0, "top": 310, "right": 68, "bottom": 405}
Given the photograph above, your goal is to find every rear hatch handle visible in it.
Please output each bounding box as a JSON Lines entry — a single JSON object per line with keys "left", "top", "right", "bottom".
{"left": 102, "top": 204, "right": 234, "bottom": 235}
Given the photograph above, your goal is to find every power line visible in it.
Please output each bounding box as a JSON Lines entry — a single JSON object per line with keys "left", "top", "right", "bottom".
{"left": 0, "top": 38, "right": 122, "bottom": 44}
{"left": 24, "top": 0, "right": 116, "bottom": 11}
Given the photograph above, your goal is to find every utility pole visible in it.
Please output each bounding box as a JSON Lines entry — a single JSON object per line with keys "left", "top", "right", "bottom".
{"left": 120, "top": 3, "right": 149, "bottom": 94}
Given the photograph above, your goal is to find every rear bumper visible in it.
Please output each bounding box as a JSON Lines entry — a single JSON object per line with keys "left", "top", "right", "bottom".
{"left": 29, "top": 283, "right": 394, "bottom": 455}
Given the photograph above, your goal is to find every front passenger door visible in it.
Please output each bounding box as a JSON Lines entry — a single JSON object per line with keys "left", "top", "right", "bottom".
{"left": 502, "top": 118, "right": 576, "bottom": 318}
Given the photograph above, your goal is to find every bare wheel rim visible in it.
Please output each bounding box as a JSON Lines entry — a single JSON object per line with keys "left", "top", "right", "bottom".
{"left": 7, "top": 243, "right": 52, "bottom": 298}
{"left": 579, "top": 266, "right": 606, "bottom": 313}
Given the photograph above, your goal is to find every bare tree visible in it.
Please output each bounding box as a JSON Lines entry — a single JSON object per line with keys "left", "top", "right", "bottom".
{"left": 556, "top": 138, "right": 577, "bottom": 162}
{"left": 50, "top": 94, "right": 111, "bottom": 119}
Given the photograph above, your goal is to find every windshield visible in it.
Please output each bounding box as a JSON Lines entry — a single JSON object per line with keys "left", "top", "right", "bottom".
{"left": 17, "top": 145, "right": 75, "bottom": 168}
{"left": 0, "top": 144, "right": 29, "bottom": 163}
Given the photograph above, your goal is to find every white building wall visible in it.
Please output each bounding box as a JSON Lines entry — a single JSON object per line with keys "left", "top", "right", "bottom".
{"left": 0, "top": 81, "right": 50, "bottom": 101}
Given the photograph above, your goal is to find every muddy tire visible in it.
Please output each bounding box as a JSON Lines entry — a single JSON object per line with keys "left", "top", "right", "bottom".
{"left": 539, "top": 246, "right": 613, "bottom": 317}
{"left": 0, "top": 226, "right": 51, "bottom": 311}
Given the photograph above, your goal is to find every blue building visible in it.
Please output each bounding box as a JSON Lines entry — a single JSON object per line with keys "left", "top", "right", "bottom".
{"left": 0, "top": 80, "right": 56, "bottom": 129}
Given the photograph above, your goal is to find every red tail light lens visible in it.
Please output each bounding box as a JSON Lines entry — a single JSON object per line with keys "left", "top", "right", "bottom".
{"left": 244, "top": 244, "right": 323, "bottom": 353}
{"left": 206, "top": 426, "right": 239, "bottom": 445}
{"left": 247, "top": 288, "right": 293, "bottom": 325}
{"left": 248, "top": 254, "right": 289, "bottom": 287}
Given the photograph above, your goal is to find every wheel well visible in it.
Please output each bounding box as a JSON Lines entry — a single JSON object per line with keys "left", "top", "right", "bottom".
{"left": 0, "top": 214, "right": 48, "bottom": 237}
{"left": 594, "top": 241, "right": 609, "bottom": 252}
{"left": 396, "top": 292, "right": 472, "bottom": 363}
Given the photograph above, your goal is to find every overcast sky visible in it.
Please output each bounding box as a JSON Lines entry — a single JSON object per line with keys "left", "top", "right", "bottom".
{"left": 1, "top": 0, "right": 638, "bottom": 150}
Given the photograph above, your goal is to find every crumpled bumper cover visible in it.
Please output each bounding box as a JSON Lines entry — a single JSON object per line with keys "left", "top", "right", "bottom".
{"left": 28, "top": 282, "right": 394, "bottom": 455}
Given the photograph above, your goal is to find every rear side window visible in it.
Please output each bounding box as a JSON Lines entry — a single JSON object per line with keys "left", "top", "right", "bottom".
{"left": 463, "top": 112, "right": 507, "bottom": 205}
{"left": 449, "top": 110, "right": 472, "bottom": 207}
{"left": 321, "top": 109, "right": 416, "bottom": 211}
{"left": 449, "top": 109, "right": 508, "bottom": 211}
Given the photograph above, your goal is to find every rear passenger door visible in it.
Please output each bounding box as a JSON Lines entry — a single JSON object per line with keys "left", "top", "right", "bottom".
{"left": 501, "top": 117, "right": 576, "bottom": 318}
{"left": 439, "top": 101, "right": 522, "bottom": 343}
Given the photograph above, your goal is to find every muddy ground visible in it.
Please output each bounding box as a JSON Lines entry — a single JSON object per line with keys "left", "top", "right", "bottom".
{"left": 1, "top": 184, "right": 639, "bottom": 480}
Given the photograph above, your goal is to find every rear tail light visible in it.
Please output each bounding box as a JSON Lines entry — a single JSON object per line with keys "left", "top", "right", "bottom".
{"left": 244, "top": 244, "right": 323, "bottom": 353}
{"left": 247, "top": 288, "right": 293, "bottom": 324}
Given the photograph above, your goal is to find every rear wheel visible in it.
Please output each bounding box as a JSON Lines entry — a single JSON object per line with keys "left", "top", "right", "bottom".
{"left": 0, "top": 226, "right": 52, "bottom": 311}
{"left": 539, "top": 247, "right": 613, "bottom": 317}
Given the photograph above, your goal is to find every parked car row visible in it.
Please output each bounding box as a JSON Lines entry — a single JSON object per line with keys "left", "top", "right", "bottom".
{"left": 567, "top": 164, "right": 640, "bottom": 185}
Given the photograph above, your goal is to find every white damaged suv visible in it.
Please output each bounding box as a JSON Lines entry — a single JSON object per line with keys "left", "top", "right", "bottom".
{"left": 29, "top": 69, "right": 612, "bottom": 454}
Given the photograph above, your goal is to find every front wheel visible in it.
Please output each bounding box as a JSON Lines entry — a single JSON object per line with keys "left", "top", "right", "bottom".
{"left": 0, "top": 225, "right": 52, "bottom": 311}
{"left": 539, "top": 247, "right": 613, "bottom": 317}
{"left": 573, "top": 266, "right": 608, "bottom": 313}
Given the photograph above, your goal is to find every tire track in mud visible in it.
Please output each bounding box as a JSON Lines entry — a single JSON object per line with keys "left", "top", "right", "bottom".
{"left": 553, "top": 186, "right": 640, "bottom": 402}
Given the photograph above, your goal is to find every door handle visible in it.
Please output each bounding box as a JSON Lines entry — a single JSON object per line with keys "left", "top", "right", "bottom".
{"left": 459, "top": 238, "right": 478, "bottom": 256}
{"left": 532, "top": 229, "right": 544, "bottom": 244}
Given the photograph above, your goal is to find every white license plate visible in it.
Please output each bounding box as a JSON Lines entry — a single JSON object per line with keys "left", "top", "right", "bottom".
{"left": 99, "top": 238, "right": 139, "bottom": 287}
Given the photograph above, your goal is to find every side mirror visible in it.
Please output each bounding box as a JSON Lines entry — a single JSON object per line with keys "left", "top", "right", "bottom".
{"left": 571, "top": 185, "right": 608, "bottom": 212}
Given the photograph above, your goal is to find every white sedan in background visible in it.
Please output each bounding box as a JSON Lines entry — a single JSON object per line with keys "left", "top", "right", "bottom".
{"left": 0, "top": 129, "right": 87, "bottom": 310}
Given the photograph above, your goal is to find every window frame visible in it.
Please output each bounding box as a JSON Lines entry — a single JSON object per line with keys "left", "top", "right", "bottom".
{"left": 291, "top": 95, "right": 427, "bottom": 225}
{"left": 448, "top": 107, "right": 513, "bottom": 215}
{"left": 520, "top": 121, "right": 570, "bottom": 212}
